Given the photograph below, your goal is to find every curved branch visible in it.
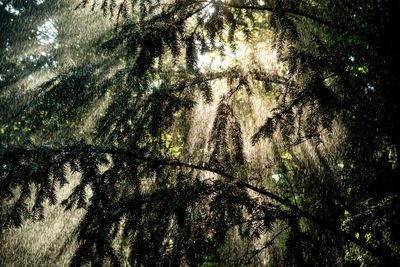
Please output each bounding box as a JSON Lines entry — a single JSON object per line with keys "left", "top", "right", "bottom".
{"left": 221, "top": 2, "right": 349, "bottom": 31}
{"left": 219, "top": 2, "right": 374, "bottom": 42}
{"left": 5, "top": 144, "right": 384, "bottom": 258}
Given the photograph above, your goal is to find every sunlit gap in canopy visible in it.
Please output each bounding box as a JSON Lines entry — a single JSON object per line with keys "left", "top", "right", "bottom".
{"left": 196, "top": 2, "right": 276, "bottom": 73}
{"left": 197, "top": 42, "right": 240, "bottom": 71}
{"left": 1, "top": 0, "right": 46, "bottom": 15}
{"left": 196, "top": 4, "right": 237, "bottom": 71}
{"left": 150, "top": 1, "right": 279, "bottom": 90}
{"left": 3, "top": 2, "right": 20, "bottom": 15}
{"left": 197, "top": 38, "right": 279, "bottom": 74}
{"left": 35, "top": 18, "right": 59, "bottom": 69}
{"left": 37, "top": 18, "right": 58, "bottom": 46}
{"left": 189, "top": 2, "right": 281, "bottom": 176}
{"left": 20, "top": 17, "right": 59, "bottom": 89}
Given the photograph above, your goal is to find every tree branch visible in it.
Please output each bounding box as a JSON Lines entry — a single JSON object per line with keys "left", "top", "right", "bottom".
{"left": 246, "top": 225, "right": 290, "bottom": 264}
{"left": 4, "top": 144, "right": 384, "bottom": 258}
{"left": 219, "top": 2, "right": 374, "bottom": 41}
{"left": 220, "top": 2, "right": 350, "bottom": 31}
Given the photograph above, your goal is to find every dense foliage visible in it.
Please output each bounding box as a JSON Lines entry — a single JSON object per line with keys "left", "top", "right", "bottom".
{"left": 1, "top": 0, "right": 399, "bottom": 266}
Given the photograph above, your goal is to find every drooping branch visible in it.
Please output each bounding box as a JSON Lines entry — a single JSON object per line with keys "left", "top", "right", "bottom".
{"left": 221, "top": 2, "right": 348, "bottom": 30}
{"left": 2, "top": 144, "right": 384, "bottom": 257}
{"left": 219, "top": 2, "right": 374, "bottom": 41}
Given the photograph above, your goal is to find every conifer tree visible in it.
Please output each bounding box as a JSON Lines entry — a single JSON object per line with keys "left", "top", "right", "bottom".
{"left": 1, "top": 0, "right": 399, "bottom": 265}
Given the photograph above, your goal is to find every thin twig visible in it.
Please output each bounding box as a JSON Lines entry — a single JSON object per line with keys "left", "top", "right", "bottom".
{"left": 246, "top": 226, "right": 290, "bottom": 264}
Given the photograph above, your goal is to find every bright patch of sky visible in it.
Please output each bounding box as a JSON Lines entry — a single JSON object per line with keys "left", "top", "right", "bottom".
{"left": 271, "top": 173, "right": 283, "bottom": 181}
{"left": 197, "top": 38, "right": 242, "bottom": 71}
{"left": 366, "top": 83, "right": 374, "bottom": 91}
{"left": 2, "top": 0, "right": 46, "bottom": 16}
{"left": 198, "top": 49, "right": 236, "bottom": 70}
{"left": 149, "top": 78, "right": 162, "bottom": 90}
{"left": 203, "top": 4, "right": 215, "bottom": 18}
{"left": 4, "top": 3, "right": 20, "bottom": 15}
{"left": 37, "top": 19, "right": 58, "bottom": 45}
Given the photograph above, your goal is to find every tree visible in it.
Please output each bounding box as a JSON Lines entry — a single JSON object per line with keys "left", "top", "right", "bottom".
{"left": 1, "top": 0, "right": 399, "bottom": 266}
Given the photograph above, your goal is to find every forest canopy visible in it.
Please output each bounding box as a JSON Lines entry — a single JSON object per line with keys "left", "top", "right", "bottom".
{"left": 1, "top": 0, "right": 399, "bottom": 266}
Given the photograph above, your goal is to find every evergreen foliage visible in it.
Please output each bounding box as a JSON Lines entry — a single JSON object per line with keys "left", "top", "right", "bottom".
{"left": 1, "top": 0, "right": 399, "bottom": 265}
